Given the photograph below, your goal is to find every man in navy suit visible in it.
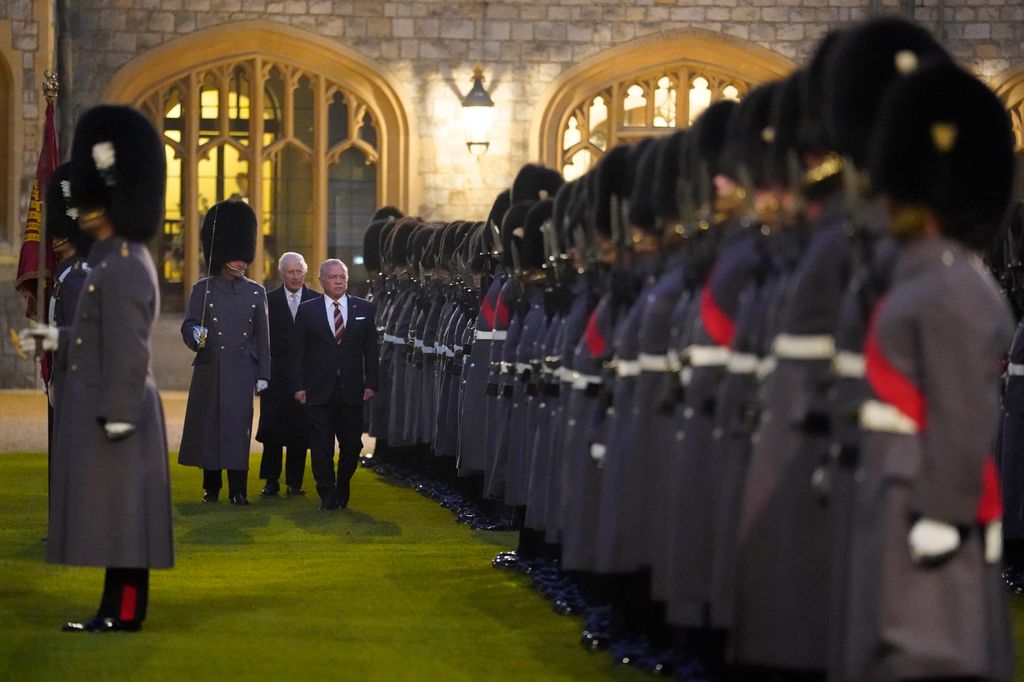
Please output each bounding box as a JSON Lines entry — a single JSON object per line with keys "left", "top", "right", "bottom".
{"left": 256, "top": 252, "right": 320, "bottom": 497}
{"left": 292, "top": 259, "right": 379, "bottom": 510}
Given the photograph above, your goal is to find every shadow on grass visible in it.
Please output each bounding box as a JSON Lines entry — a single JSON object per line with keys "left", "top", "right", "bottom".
{"left": 289, "top": 506, "right": 401, "bottom": 538}
{"left": 175, "top": 503, "right": 273, "bottom": 545}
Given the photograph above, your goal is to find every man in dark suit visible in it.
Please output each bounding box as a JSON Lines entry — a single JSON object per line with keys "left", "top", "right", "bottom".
{"left": 256, "top": 252, "right": 320, "bottom": 496}
{"left": 293, "top": 259, "right": 379, "bottom": 510}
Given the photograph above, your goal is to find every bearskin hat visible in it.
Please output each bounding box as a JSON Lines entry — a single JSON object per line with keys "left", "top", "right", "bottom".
{"left": 826, "top": 16, "right": 951, "bottom": 168}
{"left": 867, "top": 61, "right": 1014, "bottom": 250}
{"left": 629, "top": 136, "right": 665, "bottom": 233}
{"left": 764, "top": 72, "right": 805, "bottom": 188}
{"left": 592, "top": 143, "right": 638, "bottom": 239}
{"left": 522, "top": 198, "right": 554, "bottom": 269}
{"left": 798, "top": 29, "right": 844, "bottom": 155}
{"left": 487, "top": 189, "right": 511, "bottom": 231}
{"left": 385, "top": 217, "right": 421, "bottom": 267}
{"left": 201, "top": 199, "right": 256, "bottom": 275}
{"left": 69, "top": 105, "right": 166, "bottom": 242}
{"left": 510, "top": 163, "right": 564, "bottom": 204}
{"left": 371, "top": 205, "right": 404, "bottom": 222}
{"left": 363, "top": 217, "right": 391, "bottom": 273}
{"left": 500, "top": 201, "right": 534, "bottom": 268}
{"left": 46, "top": 163, "right": 93, "bottom": 256}
{"left": 653, "top": 129, "right": 689, "bottom": 223}
{"left": 720, "top": 82, "right": 780, "bottom": 189}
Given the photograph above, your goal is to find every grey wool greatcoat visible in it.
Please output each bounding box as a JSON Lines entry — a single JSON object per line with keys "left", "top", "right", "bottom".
{"left": 179, "top": 275, "right": 270, "bottom": 471}
{"left": 843, "top": 237, "right": 1014, "bottom": 681}
{"left": 47, "top": 237, "right": 174, "bottom": 569}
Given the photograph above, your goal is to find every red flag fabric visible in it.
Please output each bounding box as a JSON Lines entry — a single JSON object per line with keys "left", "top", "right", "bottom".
{"left": 15, "top": 100, "right": 59, "bottom": 319}
{"left": 14, "top": 99, "right": 59, "bottom": 384}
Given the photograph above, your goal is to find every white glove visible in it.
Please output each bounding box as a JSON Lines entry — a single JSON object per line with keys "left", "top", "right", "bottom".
{"left": 104, "top": 421, "right": 135, "bottom": 441}
{"left": 985, "top": 520, "right": 1002, "bottom": 565}
{"left": 908, "top": 517, "right": 961, "bottom": 566}
{"left": 192, "top": 326, "right": 208, "bottom": 347}
{"left": 18, "top": 324, "right": 58, "bottom": 353}
{"left": 255, "top": 379, "right": 268, "bottom": 394}
{"left": 590, "top": 442, "right": 607, "bottom": 467}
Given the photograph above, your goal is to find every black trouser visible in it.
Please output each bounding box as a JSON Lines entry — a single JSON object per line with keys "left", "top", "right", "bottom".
{"left": 98, "top": 568, "right": 149, "bottom": 622}
{"left": 203, "top": 469, "right": 248, "bottom": 497}
{"left": 258, "top": 442, "right": 307, "bottom": 488}
{"left": 308, "top": 384, "right": 364, "bottom": 507}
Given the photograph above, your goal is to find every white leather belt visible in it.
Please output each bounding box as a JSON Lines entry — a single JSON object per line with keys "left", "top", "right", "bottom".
{"left": 383, "top": 334, "right": 406, "bottom": 345}
{"left": 475, "top": 330, "right": 507, "bottom": 341}
{"left": 727, "top": 352, "right": 759, "bottom": 375}
{"left": 859, "top": 399, "right": 918, "bottom": 435}
{"left": 421, "top": 345, "right": 436, "bottom": 355}
{"left": 1008, "top": 363, "right": 1024, "bottom": 377}
{"left": 615, "top": 359, "right": 641, "bottom": 378}
{"left": 833, "top": 351, "right": 866, "bottom": 379}
{"left": 773, "top": 333, "right": 836, "bottom": 360}
{"left": 757, "top": 357, "right": 777, "bottom": 380}
{"left": 414, "top": 339, "right": 424, "bottom": 348}
{"left": 499, "top": 361, "right": 512, "bottom": 373}
{"left": 515, "top": 362, "right": 532, "bottom": 374}
{"left": 686, "top": 345, "right": 731, "bottom": 367}
{"left": 556, "top": 367, "right": 574, "bottom": 382}
{"left": 438, "top": 344, "right": 454, "bottom": 357}
{"left": 638, "top": 352, "right": 677, "bottom": 372}
{"left": 571, "top": 371, "right": 603, "bottom": 390}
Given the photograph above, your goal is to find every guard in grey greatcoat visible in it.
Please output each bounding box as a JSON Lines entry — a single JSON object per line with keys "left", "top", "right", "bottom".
{"left": 256, "top": 251, "right": 319, "bottom": 496}
{"left": 458, "top": 192, "right": 509, "bottom": 475}
{"left": 843, "top": 60, "right": 1015, "bottom": 682}
{"left": 179, "top": 200, "right": 271, "bottom": 505}
{"left": 27, "top": 105, "right": 174, "bottom": 633}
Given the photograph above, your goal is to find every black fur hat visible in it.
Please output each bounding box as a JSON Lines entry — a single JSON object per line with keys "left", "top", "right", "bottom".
{"left": 592, "top": 143, "right": 637, "bottom": 239}
{"left": 689, "top": 100, "right": 737, "bottom": 208}
{"left": 201, "top": 199, "right": 257, "bottom": 275}
{"left": 385, "top": 217, "right": 421, "bottom": 267}
{"left": 46, "top": 163, "right": 94, "bottom": 256}
{"left": 654, "top": 129, "right": 689, "bottom": 222}
{"left": 868, "top": 62, "right": 1014, "bottom": 250}
{"left": 522, "top": 198, "right": 554, "bottom": 269}
{"left": 371, "top": 205, "right": 404, "bottom": 222}
{"left": 501, "top": 201, "right": 534, "bottom": 268}
{"left": 798, "top": 29, "right": 844, "bottom": 154}
{"left": 826, "top": 16, "right": 951, "bottom": 168}
{"left": 408, "top": 223, "right": 437, "bottom": 269}
{"left": 629, "top": 136, "right": 664, "bottom": 233}
{"left": 487, "top": 189, "right": 511, "bottom": 229}
{"left": 69, "top": 105, "right": 166, "bottom": 242}
{"left": 764, "top": 72, "right": 804, "bottom": 187}
{"left": 363, "top": 217, "right": 391, "bottom": 272}
{"left": 510, "top": 163, "right": 564, "bottom": 204}
{"left": 720, "top": 82, "right": 780, "bottom": 189}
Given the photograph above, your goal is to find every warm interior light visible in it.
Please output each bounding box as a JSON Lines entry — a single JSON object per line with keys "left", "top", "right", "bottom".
{"left": 462, "top": 64, "right": 495, "bottom": 157}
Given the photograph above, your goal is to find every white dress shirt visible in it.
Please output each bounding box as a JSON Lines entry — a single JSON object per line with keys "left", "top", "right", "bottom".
{"left": 286, "top": 287, "right": 302, "bottom": 320}
{"left": 324, "top": 294, "right": 348, "bottom": 336}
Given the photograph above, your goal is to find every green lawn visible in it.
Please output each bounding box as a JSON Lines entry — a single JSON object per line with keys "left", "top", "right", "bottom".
{"left": 0, "top": 452, "right": 647, "bottom": 682}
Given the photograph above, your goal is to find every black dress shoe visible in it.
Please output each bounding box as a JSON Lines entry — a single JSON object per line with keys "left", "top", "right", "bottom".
{"left": 63, "top": 616, "right": 142, "bottom": 633}
{"left": 229, "top": 494, "right": 250, "bottom": 506}
{"left": 286, "top": 486, "right": 305, "bottom": 497}
{"left": 261, "top": 481, "right": 280, "bottom": 497}
{"left": 318, "top": 500, "right": 339, "bottom": 511}
{"left": 202, "top": 490, "right": 219, "bottom": 503}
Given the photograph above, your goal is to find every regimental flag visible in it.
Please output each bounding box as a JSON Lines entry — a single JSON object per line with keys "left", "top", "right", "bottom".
{"left": 14, "top": 99, "right": 59, "bottom": 384}
{"left": 14, "top": 99, "right": 59, "bottom": 320}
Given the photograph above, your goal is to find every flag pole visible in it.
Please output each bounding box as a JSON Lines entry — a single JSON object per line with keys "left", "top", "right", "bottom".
{"left": 35, "top": 71, "right": 59, "bottom": 330}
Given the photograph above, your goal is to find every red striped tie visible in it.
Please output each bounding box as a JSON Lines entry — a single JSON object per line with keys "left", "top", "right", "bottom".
{"left": 333, "top": 301, "right": 345, "bottom": 343}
